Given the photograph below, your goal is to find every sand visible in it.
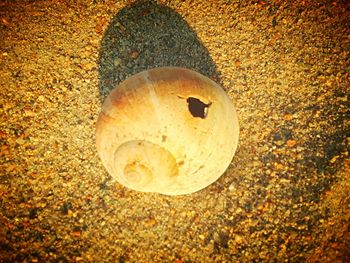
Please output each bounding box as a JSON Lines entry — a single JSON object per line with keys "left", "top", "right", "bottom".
{"left": 1, "top": 0, "right": 349, "bottom": 262}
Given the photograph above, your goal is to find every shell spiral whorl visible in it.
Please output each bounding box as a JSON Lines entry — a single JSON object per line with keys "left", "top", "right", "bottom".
{"left": 112, "top": 140, "right": 178, "bottom": 192}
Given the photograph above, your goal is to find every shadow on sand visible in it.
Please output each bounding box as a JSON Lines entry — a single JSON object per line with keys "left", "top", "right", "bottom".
{"left": 98, "top": 0, "right": 220, "bottom": 100}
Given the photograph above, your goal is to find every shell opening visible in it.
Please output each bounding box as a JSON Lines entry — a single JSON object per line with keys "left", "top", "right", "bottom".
{"left": 186, "top": 97, "right": 211, "bottom": 119}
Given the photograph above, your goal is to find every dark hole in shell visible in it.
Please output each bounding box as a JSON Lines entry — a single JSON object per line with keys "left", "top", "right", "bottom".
{"left": 186, "top": 97, "right": 211, "bottom": 119}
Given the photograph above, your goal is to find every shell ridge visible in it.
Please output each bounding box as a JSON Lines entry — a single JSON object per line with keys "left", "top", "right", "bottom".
{"left": 143, "top": 71, "right": 164, "bottom": 128}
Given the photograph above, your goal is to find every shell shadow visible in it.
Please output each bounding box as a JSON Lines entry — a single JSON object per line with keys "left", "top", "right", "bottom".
{"left": 98, "top": 0, "right": 220, "bottom": 101}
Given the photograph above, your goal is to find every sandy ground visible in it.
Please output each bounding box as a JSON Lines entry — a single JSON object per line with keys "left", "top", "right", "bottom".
{"left": 1, "top": 0, "right": 349, "bottom": 262}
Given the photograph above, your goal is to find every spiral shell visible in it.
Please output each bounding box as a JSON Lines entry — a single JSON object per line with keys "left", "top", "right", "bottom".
{"left": 96, "top": 67, "right": 239, "bottom": 195}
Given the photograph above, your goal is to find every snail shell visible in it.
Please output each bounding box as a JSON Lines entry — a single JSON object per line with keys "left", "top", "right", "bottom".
{"left": 96, "top": 67, "right": 239, "bottom": 195}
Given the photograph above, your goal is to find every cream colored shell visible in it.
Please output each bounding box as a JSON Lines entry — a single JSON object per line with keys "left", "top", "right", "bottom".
{"left": 96, "top": 67, "right": 239, "bottom": 195}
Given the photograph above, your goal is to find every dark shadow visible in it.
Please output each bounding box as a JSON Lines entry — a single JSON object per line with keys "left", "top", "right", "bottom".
{"left": 98, "top": 0, "right": 220, "bottom": 100}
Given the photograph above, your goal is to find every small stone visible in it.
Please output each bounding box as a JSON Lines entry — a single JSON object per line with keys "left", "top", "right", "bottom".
{"left": 15, "top": 137, "right": 25, "bottom": 145}
{"left": 1, "top": 144, "right": 10, "bottom": 155}
{"left": 114, "top": 58, "right": 122, "bottom": 67}
{"left": 73, "top": 230, "right": 81, "bottom": 237}
{"left": 253, "top": 160, "right": 260, "bottom": 167}
{"left": 24, "top": 109, "right": 36, "bottom": 117}
{"left": 187, "top": 211, "right": 195, "bottom": 218}
{"left": 3, "top": 102, "right": 13, "bottom": 110}
{"left": 274, "top": 140, "right": 284, "bottom": 146}
{"left": 6, "top": 164, "right": 16, "bottom": 172}
{"left": 213, "top": 232, "right": 220, "bottom": 243}
{"left": 286, "top": 140, "right": 297, "bottom": 147}
{"left": 236, "top": 207, "right": 243, "bottom": 214}
{"left": 228, "top": 183, "right": 236, "bottom": 191}
{"left": 274, "top": 163, "right": 284, "bottom": 170}
{"left": 145, "top": 218, "right": 157, "bottom": 227}
{"left": 37, "top": 95, "right": 45, "bottom": 102}
{"left": 234, "top": 234, "right": 243, "bottom": 244}
{"left": 83, "top": 62, "right": 95, "bottom": 71}
{"left": 234, "top": 60, "right": 241, "bottom": 68}
{"left": 330, "top": 155, "right": 339, "bottom": 163}
{"left": 337, "top": 96, "right": 347, "bottom": 102}
{"left": 325, "top": 79, "right": 332, "bottom": 87}
{"left": 38, "top": 202, "right": 47, "bottom": 208}
{"left": 283, "top": 113, "right": 293, "bottom": 121}
{"left": 129, "top": 50, "right": 140, "bottom": 59}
